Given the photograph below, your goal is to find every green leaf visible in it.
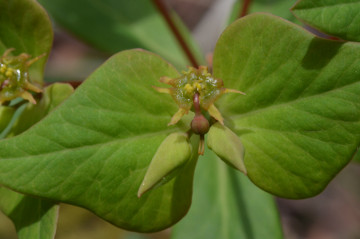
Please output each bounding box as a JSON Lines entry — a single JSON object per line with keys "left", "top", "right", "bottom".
{"left": 250, "top": 0, "right": 298, "bottom": 21}
{"left": 0, "top": 0, "right": 53, "bottom": 83}
{"left": 37, "top": 0, "right": 203, "bottom": 69}
{"left": 0, "top": 83, "right": 73, "bottom": 239}
{"left": 8, "top": 83, "right": 74, "bottom": 137}
{"left": 213, "top": 13, "right": 360, "bottom": 198}
{"left": 0, "top": 106, "right": 15, "bottom": 133}
{"left": 172, "top": 147, "right": 283, "bottom": 239}
{"left": 0, "top": 49, "right": 199, "bottom": 232}
{"left": 0, "top": 187, "right": 59, "bottom": 239}
{"left": 353, "top": 150, "right": 360, "bottom": 162}
{"left": 292, "top": 0, "right": 360, "bottom": 42}
{"left": 229, "top": 0, "right": 298, "bottom": 24}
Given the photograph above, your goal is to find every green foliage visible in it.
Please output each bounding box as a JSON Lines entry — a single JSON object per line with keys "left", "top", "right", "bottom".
{"left": 249, "top": 0, "right": 298, "bottom": 20}
{"left": 0, "top": 1, "right": 60, "bottom": 238}
{"left": 292, "top": 0, "right": 360, "bottom": 42}
{"left": 0, "top": 106, "right": 14, "bottom": 132}
{"left": 0, "top": 83, "right": 73, "bottom": 239}
{"left": 37, "top": 0, "right": 204, "bottom": 69}
{"left": 229, "top": 0, "right": 298, "bottom": 23}
{"left": 214, "top": 13, "right": 360, "bottom": 198}
{"left": 8, "top": 83, "right": 74, "bottom": 136}
{"left": 353, "top": 151, "right": 360, "bottom": 162}
{"left": 0, "top": 50, "right": 199, "bottom": 232}
{"left": 0, "top": 0, "right": 53, "bottom": 83}
{"left": 0, "top": 0, "right": 359, "bottom": 238}
{"left": 172, "top": 147, "right": 283, "bottom": 239}
{"left": 0, "top": 188, "right": 58, "bottom": 239}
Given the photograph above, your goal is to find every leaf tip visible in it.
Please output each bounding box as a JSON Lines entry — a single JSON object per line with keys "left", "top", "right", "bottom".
{"left": 137, "top": 183, "right": 146, "bottom": 198}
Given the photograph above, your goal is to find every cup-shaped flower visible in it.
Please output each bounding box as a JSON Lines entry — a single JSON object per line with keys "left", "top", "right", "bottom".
{"left": 154, "top": 66, "right": 245, "bottom": 126}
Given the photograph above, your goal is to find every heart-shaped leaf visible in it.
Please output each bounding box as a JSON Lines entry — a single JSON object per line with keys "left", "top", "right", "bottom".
{"left": 0, "top": 49, "right": 199, "bottom": 232}
{"left": 0, "top": 0, "right": 53, "bottom": 83}
{"left": 213, "top": 13, "right": 360, "bottom": 198}
{"left": 171, "top": 147, "right": 283, "bottom": 239}
{"left": 292, "top": 0, "right": 360, "bottom": 42}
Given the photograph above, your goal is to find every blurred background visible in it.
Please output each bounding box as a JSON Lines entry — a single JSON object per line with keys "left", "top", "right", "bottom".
{"left": 1, "top": 0, "right": 359, "bottom": 238}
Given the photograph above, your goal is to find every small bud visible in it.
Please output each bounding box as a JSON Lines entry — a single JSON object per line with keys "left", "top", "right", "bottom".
{"left": 207, "top": 122, "right": 247, "bottom": 174}
{"left": 137, "top": 132, "right": 192, "bottom": 198}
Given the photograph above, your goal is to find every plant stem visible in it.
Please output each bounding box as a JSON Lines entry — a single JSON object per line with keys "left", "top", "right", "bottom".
{"left": 239, "top": 0, "right": 252, "bottom": 18}
{"left": 152, "top": 0, "right": 199, "bottom": 68}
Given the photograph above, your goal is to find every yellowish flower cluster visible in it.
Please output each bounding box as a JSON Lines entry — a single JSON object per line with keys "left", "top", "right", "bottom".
{"left": 0, "top": 48, "right": 44, "bottom": 104}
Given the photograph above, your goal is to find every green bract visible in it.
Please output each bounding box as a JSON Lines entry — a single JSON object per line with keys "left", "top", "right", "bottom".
{"left": 207, "top": 122, "right": 246, "bottom": 174}
{"left": 138, "top": 132, "right": 192, "bottom": 197}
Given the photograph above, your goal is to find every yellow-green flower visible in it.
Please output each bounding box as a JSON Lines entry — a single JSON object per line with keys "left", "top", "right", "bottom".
{"left": 0, "top": 48, "right": 44, "bottom": 105}
{"left": 154, "top": 66, "right": 245, "bottom": 126}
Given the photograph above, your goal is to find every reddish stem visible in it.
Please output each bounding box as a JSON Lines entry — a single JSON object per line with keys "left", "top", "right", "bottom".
{"left": 152, "top": 0, "right": 199, "bottom": 68}
{"left": 239, "top": 0, "right": 252, "bottom": 18}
